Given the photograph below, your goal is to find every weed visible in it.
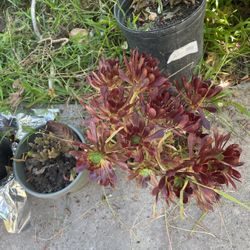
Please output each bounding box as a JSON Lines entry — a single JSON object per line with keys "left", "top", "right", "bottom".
{"left": 198, "top": 0, "right": 250, "bottom": 82}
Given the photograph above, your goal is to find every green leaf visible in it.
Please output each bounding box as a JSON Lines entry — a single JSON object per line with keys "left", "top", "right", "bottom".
{"left": 190, "top": 179, "right": 250, "bottom": 212}
{"left": 213, "top": 189, "right": 250, "bottom": 212}
{"left": 225, "top": 100, "right": 250, "bottom": 118}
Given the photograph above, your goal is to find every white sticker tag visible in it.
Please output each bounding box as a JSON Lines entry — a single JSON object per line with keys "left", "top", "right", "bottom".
{"left": 167, "top": 41, "right": 198, "bottom": 64}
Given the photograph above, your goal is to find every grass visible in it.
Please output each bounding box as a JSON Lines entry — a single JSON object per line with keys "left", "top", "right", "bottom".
{"left": 0, "top": 0, "right": 249, "bottom": 111}
{"left": 0, "top": 0, "right": 124, "bottom": 111}
{"left": 200, "top": 0, "right": 250, "bottom": 81}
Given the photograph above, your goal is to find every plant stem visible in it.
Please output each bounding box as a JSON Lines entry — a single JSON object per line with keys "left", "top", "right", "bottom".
{"left": 31, "top": 0, "right": 42, "bottom": 40}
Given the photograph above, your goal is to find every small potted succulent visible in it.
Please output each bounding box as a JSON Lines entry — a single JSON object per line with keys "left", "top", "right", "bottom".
{"left": 70, "top": 49, "right": 244, "bottom": 212}
{"left": 114, "top": 0, "right": 206, "bottom": 80}
{"left": 14, "top": 121, "right": 88, "bottom": 199}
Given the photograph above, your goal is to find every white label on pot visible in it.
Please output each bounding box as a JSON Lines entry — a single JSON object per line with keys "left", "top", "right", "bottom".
{"left": 167, "top": 41, "right": 198, "bottom": 64}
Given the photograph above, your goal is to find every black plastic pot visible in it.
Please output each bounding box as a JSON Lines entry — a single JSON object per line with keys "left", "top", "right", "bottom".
{"left": 114, "top": 0, "right": 206, "bottom": 81}
{"left": 0, "top": 138, "right": 13, "bottom": 180}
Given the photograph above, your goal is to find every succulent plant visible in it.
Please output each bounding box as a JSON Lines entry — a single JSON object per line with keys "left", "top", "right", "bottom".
{"left": 27, "top": 121, "right": 78, "bottom": 162}
{"left": 70, "top": 49, "right": 244, "bottom": 212}
{"left": 70, "top": 121, "right": 127, "bottom": 187}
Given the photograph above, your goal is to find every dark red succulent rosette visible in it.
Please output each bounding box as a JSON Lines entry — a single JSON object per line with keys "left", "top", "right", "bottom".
{"left": 175, "top": 76, "right": 222, "bottom": 110}
{"left": 190, "top": 132, "right": 243, "bottom": 210}
{"left": 191, "top": 131, "right": 243, "bottom": 188}
{"left": 74, "top": 49, "right": 244, "bottom": 212}
{"left": 143, "top": 85, "right": 184, "bottom": 120}
{"left": 116, "top": 113, "right": 165, "bottom": 157}
{"left": 87, "top": 58, "right": 121, "bottom": 89}
{"left": 128, "top": 166, "right": 156, "bottom": 188}
{"left": 175, "top": 76, "right": 223, "bottom": 129}
{"left": 119, "top": 50, "right": 169, "bottom": 91}
{"left": 152, "top": 131, "right": 243, "bottom": 211}
{"left": 85, "top": 86, "right": 135, "bottom": 124}
{"left": 70, "top": 122, "right": 127, "bottom": 187}
{"left": 152, "top": 161, "right": 194, "bottom": 204}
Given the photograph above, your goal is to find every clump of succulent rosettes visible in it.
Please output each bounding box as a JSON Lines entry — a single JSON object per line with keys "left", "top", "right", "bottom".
{"left": 71, "top": 49, "right": 243, "bottom": 212}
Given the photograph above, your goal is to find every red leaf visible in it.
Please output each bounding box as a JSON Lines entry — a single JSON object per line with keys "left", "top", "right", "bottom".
{"left": 198, "top": 108, "right": 210, "bottom": 130}
{"left": 231, "top": 169, "right": 241, "bottom": 179}
{"left": 119, "top": 69, "right": 131, "bottom": 83}
{"left": 76, "top": 159, "right": 88, "bottom": 172}
{"left": 226, "top": 175, "right": 237, "bottom": 189}
{"left": 158, "top": 177, "right": 166, "bottom": 189}
{"left": 204, "top": 106, "right": 217, "bottom": 113}
{"left": 187, "top": 133, "right": 196, "bottom": 157}
{"left": 147, "top": 129, "right": 165, "bottom": 141}
{"left": 148, "top": 107, "right": 157, "bottom": 118}
{"left": 46, "top": 121, "right": 77, "bottom": 141}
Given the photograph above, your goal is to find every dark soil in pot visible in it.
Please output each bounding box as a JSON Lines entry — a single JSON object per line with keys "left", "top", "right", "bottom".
{"left": 17, "top": 121, "right": 82, "bottom": 195}
{"left": 127, "top": 0, "right": 203, "bottom": 31}
{"left": 114, "top": 0, "right": 206, "bottom": 81}
{"left": 25, "top": 153, "right": 77, "bottom": 193}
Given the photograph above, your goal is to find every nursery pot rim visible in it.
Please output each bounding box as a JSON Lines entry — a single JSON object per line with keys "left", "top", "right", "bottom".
{"left": 13, "top": 122, "right": 85, "bottom": 199}
{"left": 114, "top": 0, "right": 206, "bottom": 35}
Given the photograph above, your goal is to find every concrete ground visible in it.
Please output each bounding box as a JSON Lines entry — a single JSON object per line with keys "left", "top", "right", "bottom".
{"left": 0, "top": 83, "right": 249, "bottom": 250}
